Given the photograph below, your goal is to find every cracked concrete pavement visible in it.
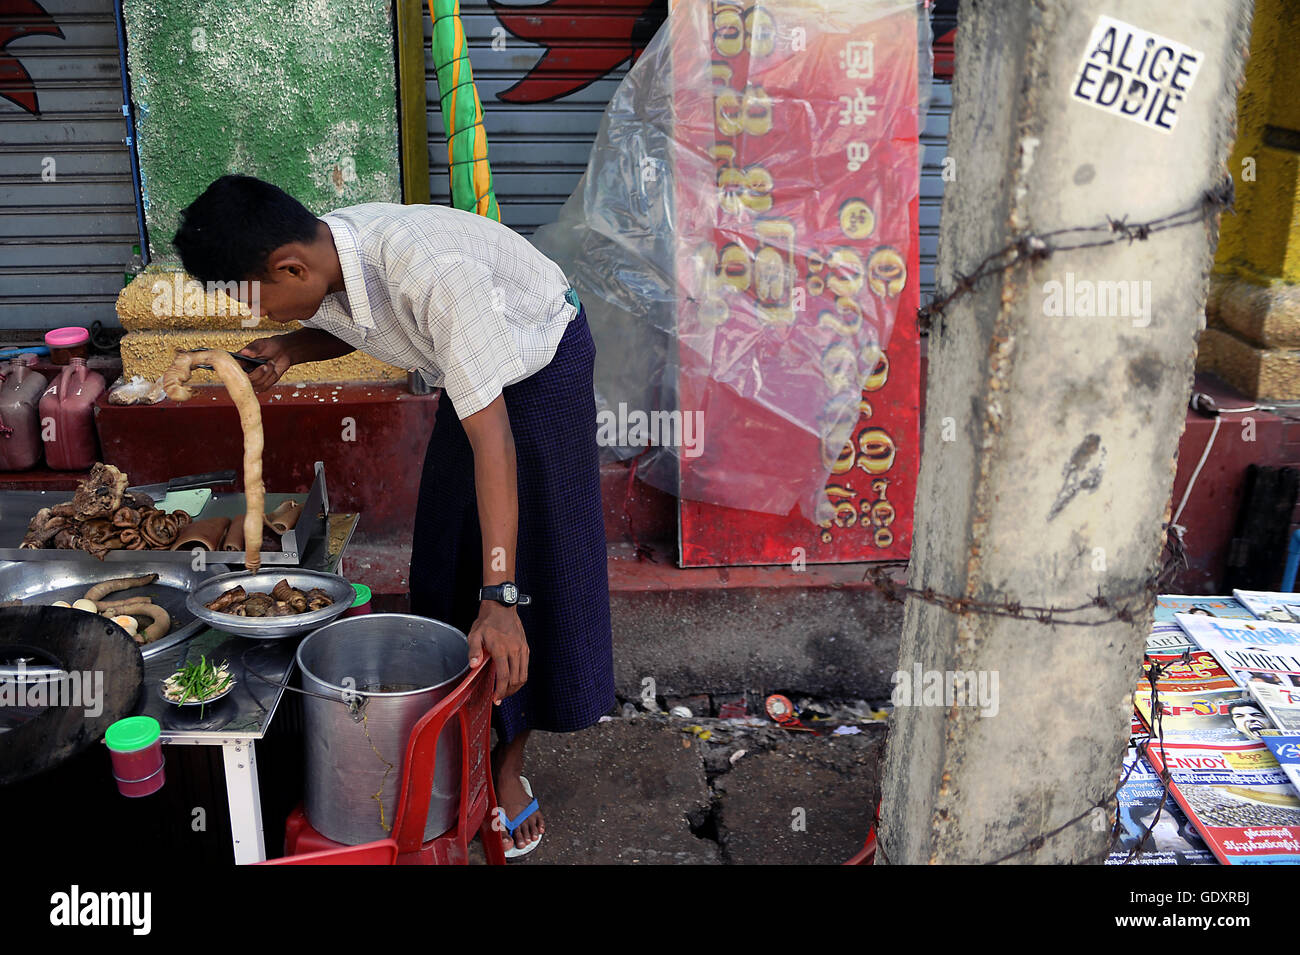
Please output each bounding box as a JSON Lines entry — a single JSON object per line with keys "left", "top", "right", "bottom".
{"left": 471, "top": 715, "right": 886, "bottom": 864}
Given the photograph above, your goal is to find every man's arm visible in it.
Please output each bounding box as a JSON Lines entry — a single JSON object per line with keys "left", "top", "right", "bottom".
{"left": 459, "top": 393, "right": 528, "bottom": 704}
{"left": 237, "top": 328, "right": 355, "bottom": 392}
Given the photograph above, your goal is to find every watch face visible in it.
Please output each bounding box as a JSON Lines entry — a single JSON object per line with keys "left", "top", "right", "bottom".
{"left": 502, "top": 583, "right": 517, "bottom": 604}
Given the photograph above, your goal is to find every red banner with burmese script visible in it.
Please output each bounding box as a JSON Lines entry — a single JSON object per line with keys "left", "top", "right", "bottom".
{"left": 671, "top": 0, "right": 921, "bottom": 566}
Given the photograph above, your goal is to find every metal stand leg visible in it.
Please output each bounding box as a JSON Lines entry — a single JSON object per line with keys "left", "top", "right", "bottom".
{"left": 222, "top": 740, "right": 266, "bottom": 864}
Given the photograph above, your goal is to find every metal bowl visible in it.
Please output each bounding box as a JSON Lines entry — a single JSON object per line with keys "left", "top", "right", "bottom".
{"left": 186, "top": 569, "right": 354, "bottom": 639}
{"left": 0, "top": 558, "right": 232, "bottom": 660}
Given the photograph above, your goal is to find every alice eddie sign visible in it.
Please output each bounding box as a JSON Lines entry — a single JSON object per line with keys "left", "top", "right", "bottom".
{"left": 1071, "top": 15, "right": 1203, "bottom": 133}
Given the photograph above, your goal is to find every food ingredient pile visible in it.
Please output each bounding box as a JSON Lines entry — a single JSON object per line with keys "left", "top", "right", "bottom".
{"left": 206, "top": 579, "right": 334, "bottom": 617}
{"left": 8, "top": 572, "right": 174, "bottom": 644}
{"left": 20, "top": 463, "right": 190, "bottom": 558}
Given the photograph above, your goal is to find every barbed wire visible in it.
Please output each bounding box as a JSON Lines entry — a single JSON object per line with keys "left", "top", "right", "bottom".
{"left": 873, "top": 650, "right": 1184, "bottom": 865}
{"left": 867, "top": 522, "right": 1191, "bottom": 863}
{"left": 1115, "top": 651, "right": 1184, "bottom": 865}
{"left": 917, "top": 177, "right": 1234, "bottom": 335}
{"left": 865, "top": 522, "right": 1187, "bottom": 627}
{"left": 869, "top": 174, "right": 1234, "bottom": 866}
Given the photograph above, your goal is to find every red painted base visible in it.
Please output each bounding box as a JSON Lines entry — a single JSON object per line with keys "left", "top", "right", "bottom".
{"left": 17, "top": 368, "right": 1290, "bottom": 598}
{"left": 1169, "top": 373, "right": 1300, "bottom": 592}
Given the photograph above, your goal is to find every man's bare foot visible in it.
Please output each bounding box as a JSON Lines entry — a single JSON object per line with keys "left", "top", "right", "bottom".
{"left": 492, "top": 732, "right": 544, "bottom": 853}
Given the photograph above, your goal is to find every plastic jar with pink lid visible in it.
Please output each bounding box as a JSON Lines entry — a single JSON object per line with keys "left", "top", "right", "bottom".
{"left": 44, "top": 327, "right": 89, "bottom": 365}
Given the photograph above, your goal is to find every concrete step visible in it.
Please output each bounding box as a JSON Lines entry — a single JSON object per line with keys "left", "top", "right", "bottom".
{"left": 361, "top": 537, "right": 907, "bottom": 703}
{"left": 606, "top": 540, "right": 906, "bottom": 702}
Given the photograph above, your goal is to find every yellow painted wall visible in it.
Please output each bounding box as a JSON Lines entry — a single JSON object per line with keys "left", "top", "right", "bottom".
{"left": 1216, "top": 0, "right": 1300, "bottom": 285}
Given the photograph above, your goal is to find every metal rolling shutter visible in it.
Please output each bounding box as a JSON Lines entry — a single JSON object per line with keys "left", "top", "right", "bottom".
{"left": 0, "top": 0, "right": 136, "bottom": 330}
{"left": 428, "top": 4, "right": 949, "bottom": 298}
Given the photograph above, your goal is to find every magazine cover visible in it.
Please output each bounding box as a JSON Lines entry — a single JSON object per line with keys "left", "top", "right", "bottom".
{"left": 1250, "top": 683, "right": 1300, "bottom": 734}
{"left": 1132, "top": 713, "right": 1150, "bottom": 741}
{"left": 1175, "top": 614, "right": 1300, "bottom": 734}
{"left": 1154, "top": 595, "right": 1255, "bottom": 623}
{"left": 1234, "top": 590, "right": 1300, "bottom": 624}
{"left": 1259, "top": 732, "right": 1300, "bottom": 795}
{"left": 1147, "top": 622, "right": 1194, "bottom": 654}
{"left": 1134, "top": 650, "right": 1260, "bottom": 741}
{"left": 1143, "top": 737, "right": 1300, "bottom": 864}
{"left": 1106, "top": 745, "right": 1217, "bottom": 865}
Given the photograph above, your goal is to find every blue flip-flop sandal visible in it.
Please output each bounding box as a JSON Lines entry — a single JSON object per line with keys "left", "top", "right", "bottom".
{"left": 497, "top": 775, "right": 542, "bottom": 859}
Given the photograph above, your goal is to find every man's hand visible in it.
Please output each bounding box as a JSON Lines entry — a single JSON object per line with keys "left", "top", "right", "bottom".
{"left": 236, "top": 336, "right": 293, "bottom": 392}
{"left": 467, "top": 601, "right": 528, "bottom": 703}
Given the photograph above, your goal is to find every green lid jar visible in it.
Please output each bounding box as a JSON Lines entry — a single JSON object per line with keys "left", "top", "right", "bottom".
{"left": 351, "top": 583, "right": 372, "bottom": 608}
{"left": 105, "top": 715, "right": 161, "bottom": 753}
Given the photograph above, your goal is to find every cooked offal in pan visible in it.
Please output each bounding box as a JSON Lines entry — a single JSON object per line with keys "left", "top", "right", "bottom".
{"left": 206, "top": 579, "right": 334, "bottom": 616}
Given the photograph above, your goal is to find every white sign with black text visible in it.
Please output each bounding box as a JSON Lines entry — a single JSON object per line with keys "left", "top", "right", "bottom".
{"left": 1071, "top": 15, "right": 1203, "bottom": 133}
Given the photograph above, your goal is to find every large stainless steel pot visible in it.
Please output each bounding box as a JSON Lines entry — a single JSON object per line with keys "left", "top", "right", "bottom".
{"left": 295, "top": 614, "right": 470, "bottom": 845}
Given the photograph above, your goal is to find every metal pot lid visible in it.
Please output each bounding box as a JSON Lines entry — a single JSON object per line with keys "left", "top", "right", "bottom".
{"left": 0, "top": 606, "right": 143, "bottom": 785}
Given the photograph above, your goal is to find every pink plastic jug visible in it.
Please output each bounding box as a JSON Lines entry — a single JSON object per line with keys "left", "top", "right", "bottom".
{"left": 40, "top": 357, "right": 106, "bottom": 471}
{"left": 0, "top": 355, "right": 49, "bottom": 471}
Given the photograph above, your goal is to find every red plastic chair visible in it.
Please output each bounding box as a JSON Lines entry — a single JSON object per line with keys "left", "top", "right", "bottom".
{"left": 259, "top": 839, "right": 398, "bottom": 865}
{"left": 843, "top": 828, "right": 878, "bottom": 865}
{"left": 283, "top": 657, "right": 507, "bottom": 865}
{"left": 843, "top": 800, "right": 881, "bottom": 865}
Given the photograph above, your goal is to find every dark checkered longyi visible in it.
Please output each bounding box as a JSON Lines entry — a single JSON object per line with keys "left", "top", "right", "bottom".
{"left": 409, "top": 309, "right": 615, "bottom": 744}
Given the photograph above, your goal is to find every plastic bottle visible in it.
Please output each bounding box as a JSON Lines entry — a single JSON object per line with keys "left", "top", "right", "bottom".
{"left": 0, "top": 355, "right": 49, "bottom": 471}
{"left": 40, "top": 357, "right": 106, "bottom": 471}
{"left": 124, "top": 244, "right": 144, "bottom": 288}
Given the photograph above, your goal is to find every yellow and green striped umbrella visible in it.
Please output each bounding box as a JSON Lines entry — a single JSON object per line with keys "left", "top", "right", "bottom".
{"left": 427, "top": 0, "right": 500, "bottom": 220}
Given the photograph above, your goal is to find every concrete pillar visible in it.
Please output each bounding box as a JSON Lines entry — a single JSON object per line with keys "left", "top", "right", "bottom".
{"left": 877, "top": 0, "right": 1252, "bottom": 864}
{"left": 1201, "top": 0, "right": 1300, "bottom": 399}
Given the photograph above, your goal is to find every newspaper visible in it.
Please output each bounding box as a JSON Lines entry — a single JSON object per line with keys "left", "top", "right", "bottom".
{"left": 1106, "top": 744, "right": 1216, "bottom": 865}
{"left": 1147, "top": 622, "right": 1195, "bottom": 654}
{"left": 1148, "top": 596, "right": 1253, "bottom": 653}
{"left": 1134, "top": 650, "right": 1259, "bottom": 741}
{"left": 1234, "top": 590, "right": 1300, "bottom": 624}
{"left": 1259, "top": 732, "right": 1300, "bottom": 795}
{"left": 1154, "top": 594, "right": 1255, "bottom": 622}
{"left": 1143, "top": 737, "right": 1300, "bottom": 864}
{"left": 1176, "top": 614, "right": 1300, "bottom": 734}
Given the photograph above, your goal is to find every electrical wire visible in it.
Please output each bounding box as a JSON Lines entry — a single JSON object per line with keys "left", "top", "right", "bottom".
{"left": 1170, "top": 402, "right": 1258, "bottom": 536}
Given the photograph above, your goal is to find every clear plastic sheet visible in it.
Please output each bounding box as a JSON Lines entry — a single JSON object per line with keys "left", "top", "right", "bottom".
{"left": 533, "top": 0, "right": 929, "bottom": 519}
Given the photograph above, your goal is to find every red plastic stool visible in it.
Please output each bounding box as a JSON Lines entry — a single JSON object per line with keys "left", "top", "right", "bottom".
{"left": 283, "top": 657, "right": 507, "bottom": 865}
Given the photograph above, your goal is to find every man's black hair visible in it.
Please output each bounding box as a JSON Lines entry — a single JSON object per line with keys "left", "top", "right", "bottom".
{"left": 173, "top": 175, "right": 320, "bottom": 283}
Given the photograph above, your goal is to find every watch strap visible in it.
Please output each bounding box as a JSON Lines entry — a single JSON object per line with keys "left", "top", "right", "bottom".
{"left": 479, "top": 583, "right": 531, "bottom": 606}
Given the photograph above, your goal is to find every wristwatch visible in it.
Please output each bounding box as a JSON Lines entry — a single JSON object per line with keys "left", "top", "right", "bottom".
{"left": 479, "top": 582, "right": 531, "bottom": 607}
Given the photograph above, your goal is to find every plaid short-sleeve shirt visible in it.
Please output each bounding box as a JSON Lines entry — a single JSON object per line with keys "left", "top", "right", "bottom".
{"left": 302, "top": 203, "right": 578, "bottom": 417}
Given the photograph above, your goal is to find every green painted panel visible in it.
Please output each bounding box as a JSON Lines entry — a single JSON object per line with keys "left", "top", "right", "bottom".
{"left": 123, "top": 0, "right": 401, "bottom": 265}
